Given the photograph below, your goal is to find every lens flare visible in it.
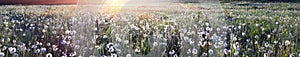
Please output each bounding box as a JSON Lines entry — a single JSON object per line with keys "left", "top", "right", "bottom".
{"left": 102, "top": 0, "right": 128, "bottom": 13}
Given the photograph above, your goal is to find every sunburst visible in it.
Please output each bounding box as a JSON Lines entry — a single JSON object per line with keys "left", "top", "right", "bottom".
{"left": 102, "top": 0, "right": 128, "bottom": 13}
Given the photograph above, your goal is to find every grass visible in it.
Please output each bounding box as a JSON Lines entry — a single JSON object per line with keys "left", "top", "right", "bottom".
{"left": 0, "top": 2, "right": 299, "bottom": 57}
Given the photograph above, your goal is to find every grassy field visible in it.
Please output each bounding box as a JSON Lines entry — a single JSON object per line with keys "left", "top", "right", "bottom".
{"left": 0, "top": 2, "right": 299, "bottom": 57}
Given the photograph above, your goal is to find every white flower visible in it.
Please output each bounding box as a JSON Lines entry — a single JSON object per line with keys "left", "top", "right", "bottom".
{"left": 103, "top": 35, "right": 108, "bottom": 38}
{"left": 267, "top": 35, "right": 271, "bottom": 38}
{"left": 124, "top": 40, "right": 129, "bottom": 44}
{"left": 223, "top": 49, "right": 229, "bottom": 55}
{"left": 242, "top": 32, "right": 246, "bottom": 36}
{"left": 234, "top": 52, "right": 239, "bottom": 56}
{"left": 198, "top": 41, "right": 207, "bottom": 47}
{"left": 65, "top": 30, "right": 72, "bottom": 34}
{"left": 108, "top": 47, "right": 114, "bottom": 52}
{"left": 205, "top": 22, "right": 209, "bottom": 26}
{"left": 274, "top": 41, "right": 278, "bottom": 44}
{"left": 0, "top": 52, "right": 4, "bottom": 57}
{"left": 285, "top": 40, "right": 290, "bottom": 46}
{"left": 208, "top": 49, "right": 213, "bottom": 54}
{"left": 186, "top": 49, "right": 191, "bottom": 54}
{"left": 111, "top": 54, "right": 117, "bottom": 57}
{"left": 134, "top": 48, "right": 140, "bottom": 53}
{"left": 69, "top": 52, "right": 76, "bottom": 56}
{"left": 153, "top": 42, "right": 158, "bottom": 47}
{"left": 8, "top": 47, "right": 16, "bottom": 54}
{"left": 94, "top": 28, "right": 98, "bottom": 31}
{"left": 264, "top": 53, "right": 269, "bottom": 57}
{"left": 264, "top": 42, "right": 269, "bottom": 47}
{"left": 46, "top": 53, "right": 52, "bottom": 57}
{"left": 126, "top": 54, "right": 131, "bottom": 57}
{"left": 169, "top": 50, "right": 175, "bottom": 55}
{"left": 41, "top": 47, "right": 47, "bottom": 52}
{"left": 192, "top": 48, "right": 198, "bottom": 54}
{"left": 116, "top": 38, "right": 122, "bottom": 42}
{"left": 3, "top": 22, "right": 8, "bottom": 25}
{"left": 42, "top": 29, "right": 47, "bottom": 32}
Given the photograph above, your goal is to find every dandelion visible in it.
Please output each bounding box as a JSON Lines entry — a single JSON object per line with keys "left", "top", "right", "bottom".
{"left": 41, "top": 48, "right": 46, "bottom": 52}
{"left": 124, "top": 40, "right": 129, "bottom": 44}
{"left": 187, "top": 49, "right": 191, "bottom": 54}
{"left": 264, "top": 42, "right": 269, "bottom": 47}
{"left": 169, "top": 50, "right": 175, "bottom": 55}
{"left": 13, "top": 53, "right": 19, "bottom": 57}
{"left": 224, "top": 49, "right": 229, "bottom": 55}
{"left": 264, "top": 53, "right": 269, "bottom": 57}
{"left": 69, "top": 52, "right": 76, "bottom": 56}
{"left": 285, "top": 40, "right": 290, "bottom": 46}
{"left": 267, "top": 35, "right": 271, "bottom": 38}
{"left": 42, "top": 29, "right": 47, "bottom": 32}
{"left": 65, "top": 30, "right": 72, "bottom": 34}
{"left": 116, "top": 38, "right": 122, "bottom": 42}
{"left": 46, "top": 53, "right": 52, "bottom": 57}
{"left": 153, "top": 42, "right": 158, "bottom": 46}
{"left": 202, "top": 52, "right": 207, "bottom": 56}
{"left": 0, "top": 52, "right": 5, "bottom": 57}
{"left": 8, "top": 47, "right": 16, "bottom": 54}
{"left": 192, "top": 48, "right": 198, "bottom": 54}
{"left": 126, "top": 54, "right": 131, "bottom": 57}
{"left": 108, "top": 47, "right": 115, "bottom": 52}
{"left": 134, "top": 48, "right": 140, "bottom": 53}
{"left": 274, "top": 41, "right": 278, "bottom": 44}
{"left": 103, "top": 35, "right": 108, "bottom": 38}
{"left": 34, "top": 49, "right": 41, "bottom": 53}
{"left": 111, "top": 54, "right": 117, "bottom": 57}
{"left": 208, "top": 49, "right": 213, "bottom": 54}
{"left": 242, "top": 32, "right": 246, "bottom": 36}
{"left": 234, "top": 52, "right": 239, "bottom": 56}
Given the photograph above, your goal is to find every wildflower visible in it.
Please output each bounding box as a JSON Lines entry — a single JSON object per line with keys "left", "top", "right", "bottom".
{"left": 0, "top": 52, "right": 5, "bottom": 57}
{"left": 274, "top": 41, "right": 278, "bottom": 44}
{"left": 224, "top": 49, "right": 229, "bottom": 55}
{"left": 46, "top": 53, "right": 52, "bottom": 57}
{"left": 69, "top": 52, "right": 76, "bottom": 56}
{"left": 126, "top": 54, "right": 131, "bottom": 57}
{"left": 124, "top": 40, "right": 129, "bottom": 44}
{"left": 153, "top": 42, "right": 158, "bottom": 47}
{"left": 198, "top": 41, "right": 207, "bottom": 47}
{"left": 42, "top": 29, "right": 47, "bottom": 32}
{"left": 135, "top": 48, "right": 140, "bottom": 53}
{"left": 234, "top": 52, "right": 239, "bottom": 56}
{"left": 116, "top": 38, "right": 122, "bottom": 42}
{"left": 267, "top": 35, "right": 271, "bottom": 38}
{"left": 111, "top": 54, "right": 117, "bottom": 57}
{"left": 202, "top": 52, "right": 207, "bottom": 56}
{"left": 103, "top": 35, "right": 108, "bottom": 38}
{"left": 169, "top": 50, "right": 175, "bottom": 55}
{"left": 34, "top": 49, "right": 41, "bottom": 53}
{"left": 108, "top": 47, "right": 115, "bottom": 52}
{"left": 8, "top": 47, "right": 16, "bottom": 54}
{"left": 192, "top": 48, "right": 198, "bottom": 54}
{"left": 264, "top": 42, "right": 269, "bottom": 47}
{"left": 205, "top": 22, "right": 209, "bottom": 26}
{"left": 3, "top": 21, "right": 8, "bottom": 25}
{"left": 208, "top": 49, "right": 213, "bottom": 54}
{"left": 285, "top": 40, "right": 290, "bottom": 46}
{"left": 13, "top": 53, "right": 18, "bottom": 57}
{"left": 41, "top": 48, "right": 46, "bottom": 52}
{"left": 65, "top": 30, "right": 72, "bottom": 34}
{"left": 242, "top": 32, "right": 246, "bottom": 36}
{"left": 187, "top": 49, "right": 191, "bottom": 54}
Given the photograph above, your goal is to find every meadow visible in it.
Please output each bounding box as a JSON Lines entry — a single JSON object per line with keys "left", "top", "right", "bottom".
{"left": 0, "top": 2, "right": 299, "bottom": 57}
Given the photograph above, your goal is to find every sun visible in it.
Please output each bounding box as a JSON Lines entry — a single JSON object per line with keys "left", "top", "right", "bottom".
{"left": 102, "top": 0, "right": 128, "bottom": 13}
